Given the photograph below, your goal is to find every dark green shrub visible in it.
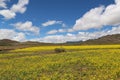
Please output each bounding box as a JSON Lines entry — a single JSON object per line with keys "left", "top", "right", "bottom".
{"left": 54, "top": 48, "right": 66, "bottom": 53}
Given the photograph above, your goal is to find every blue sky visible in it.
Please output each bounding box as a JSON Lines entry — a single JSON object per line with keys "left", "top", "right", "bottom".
{"left": 0, "top": 0, "right": 120, "bottom": 43}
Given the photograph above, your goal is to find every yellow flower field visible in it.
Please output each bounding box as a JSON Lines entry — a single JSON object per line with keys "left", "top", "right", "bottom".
{"left": 0, "top": 45, "right": 120, "bottom": 80}
{"left": 12, "top": 45, "right": 120, "bottom": 52}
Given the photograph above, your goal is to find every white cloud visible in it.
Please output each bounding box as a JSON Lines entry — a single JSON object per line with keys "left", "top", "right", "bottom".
{"left": 58, "top": 29, "right": 66, "bottom": 33}
{"left": 30, "top": 26, "right": 120, "bottom": 43}
{"left": 68, "top": 28, "right": 74, "bottom": 32}
{"left": 47, "top": 30, "right": 58, "bottom": 34}
{"left": 47, "top": 29, "right": 66, "bottom": 34}
{"left": 62, "top": 23, "right": 67, "bottom": 27}
{"left": 42, "top": 20, "right": 62, "bottom": 27}
{"left": 30, "top": 35, "right": 65, "bottom": 43}
{"left": 115, "top": 0, "right": 120, "bottom": 4}
{"left": 73, "top": 0, "right": 120, "bottom": 31}
{"left": 12, "top": 21, "right": 40, "bottom": 35}
{"left": 0, "top": 29, "right": 26, "bottom": 41}
{"left": 11, "top": 0, "right": 29, "bottom": 13}
{"left": 0, "top": 0, "right": 29, "bottom": 19}
{"left": 73, "top": 6, "right": 104, "bottom": 30}
{"left": 0, "top": 0, "right": 7, "bottom": 8}
{"left": 13, "top": 33, "right": 26, "bottom": 41}
{"left": 0, "top": 9, "right": 16, "bottom": 19}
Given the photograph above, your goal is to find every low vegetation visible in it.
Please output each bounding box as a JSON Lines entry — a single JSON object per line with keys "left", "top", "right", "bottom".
{"left": 0, "top": 45, "right": 120, "bottom": 80}
{"left": 54, "top": 48, "right": 66, "bottom": 53}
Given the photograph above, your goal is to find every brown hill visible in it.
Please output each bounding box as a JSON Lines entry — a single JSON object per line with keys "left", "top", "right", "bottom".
{"left": 0, "top": 39, "right": 56, "bottom": 51}
{"left": 0, "top": 34, "right": 120, "bottom": 49}
{"left": 80, "top": 34, "right": 120, "bottom": 45}
{"left": 0, "top": 39, "right": 19, "bottom": 46}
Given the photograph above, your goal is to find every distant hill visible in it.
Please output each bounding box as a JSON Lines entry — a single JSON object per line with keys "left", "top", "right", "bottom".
{"left": 0, "top": 34, "right": 120, "bottom": 48}
{"left": 80, "top": 34, "right": 120, "bottom": 45}
{"left": 20, "top": 41, "right": 56, "bottom": 46}
{"left": 0, "top": 39, "right": 55, "bottom": 46}
{"left": 0, "top": 39, "right": 57, "bottom": 50}
{"left": 0, "top": 39, "right": 19, "bottom": 46}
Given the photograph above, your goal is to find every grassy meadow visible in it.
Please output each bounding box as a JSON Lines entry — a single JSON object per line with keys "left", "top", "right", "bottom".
{"left": 0, "top": 45, "right": 120, "bottom": 80}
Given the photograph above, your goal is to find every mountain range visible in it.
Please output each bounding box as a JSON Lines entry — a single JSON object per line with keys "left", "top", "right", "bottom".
{"left": 0, "top": 34, "right": 120, "bottom": 50}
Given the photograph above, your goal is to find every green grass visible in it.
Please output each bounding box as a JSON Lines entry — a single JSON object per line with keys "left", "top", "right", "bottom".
{"left": 0, "top": 45, "right": 120, "bottom": 80}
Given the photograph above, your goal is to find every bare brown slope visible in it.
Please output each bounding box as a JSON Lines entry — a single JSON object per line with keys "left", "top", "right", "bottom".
{"left": 0, "top": 39, "right": 19, "bottom": 46}
{"left": 80, "top": 34, "right": 120, "bottom": 45}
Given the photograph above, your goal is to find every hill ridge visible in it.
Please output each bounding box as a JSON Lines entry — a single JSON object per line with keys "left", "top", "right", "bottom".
{"left": 0, "top": 34, "right": 120, "bottom": 46}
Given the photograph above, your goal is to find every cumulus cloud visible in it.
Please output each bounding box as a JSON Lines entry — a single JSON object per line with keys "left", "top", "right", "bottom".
{"left": 0, "top": 0, "right": 29, "bottom": 19}
{"left": 30, "top": 26, "right": 120, "bottom": 43}
{"left": 42, "top": 20, "right": 62, "bottom": 27}
{"left": 58, "top": 29, "right": 66, "bottom": 33}
{"left": 30, "top": 35, "right": 65, "bottom": 43}
{"left": 47, "top": 30, "right": 58, "bottom": 34}
{"left": 0, "top": 0, "right": 7, "bottom": 8}
{"left": 47, "top": 29, "right": 66, "bottom": 34}
{"left": 68, "top": 28, "right": 74, "bottom": 32}
{"left": 0, "top": 29, "right": 26, "bottom": 41}
{"left": 11, "top": 0, "right": 29, "bottom": 13}
{"left": 0, "top": 9, "right": 16, "bottom": 19}
{"left": 73, "top": 0, "right": 120, "bottom": 31}
{"left": 12, "top": 21, "right": 40, "bottom": 35}
{"left": 13, "top": 33, "right": 26, "bottom": 41}
{"left": 42, "top": 20, "right": 67, "bottom": 27}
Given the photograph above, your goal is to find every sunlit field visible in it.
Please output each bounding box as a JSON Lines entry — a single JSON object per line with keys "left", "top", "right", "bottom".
{"left": 12, "top": 45, "right": 120, "bottom": 52}
{"left": 0, "top": 45, "right": 120, "bottom": 80}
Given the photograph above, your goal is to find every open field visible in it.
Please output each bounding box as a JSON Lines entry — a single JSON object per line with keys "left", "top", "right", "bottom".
{"left": 0, "top": 45, "right": 120, "bottom": 80}
{"left": 12, "top": 45, "right": 120, "bottom": 52}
